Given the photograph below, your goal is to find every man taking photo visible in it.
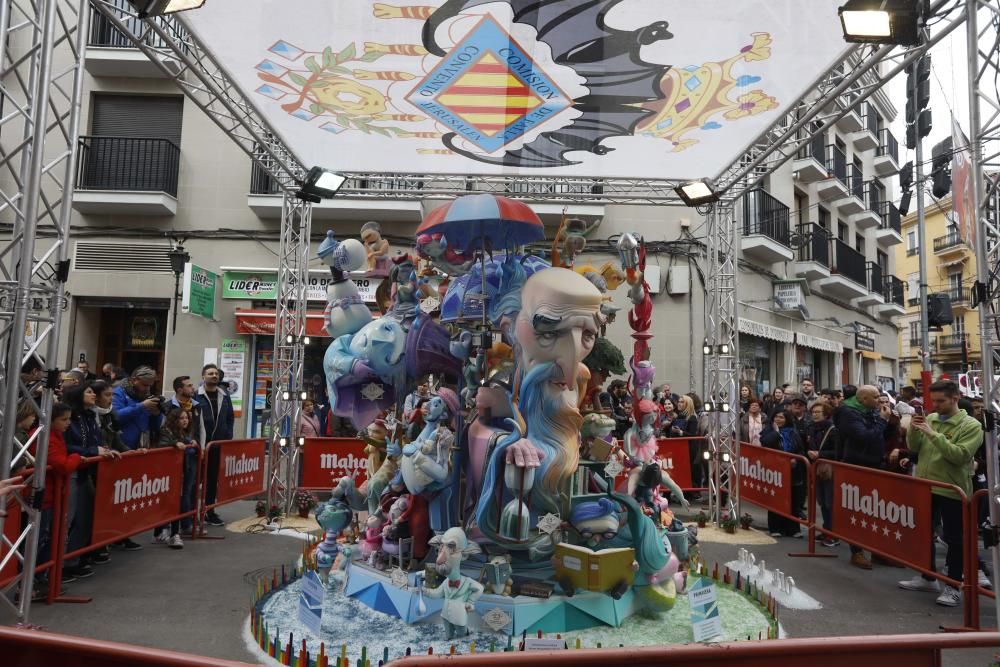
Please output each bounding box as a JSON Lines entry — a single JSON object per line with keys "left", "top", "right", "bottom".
{"left": 898, "top": 379, "right": 982, "bottom": 607}
{"left": 196, "top": 363, "right": 234, "bottom": 527}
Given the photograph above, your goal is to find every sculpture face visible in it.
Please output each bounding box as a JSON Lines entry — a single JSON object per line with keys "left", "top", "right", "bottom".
{"left": 514, "top": 268, "right": 603, "bottom": 409}
{"left": 425, "top": 395, "right": 448, "bottom": 423}
{"left": 349, "top": 317, "right": 405, "bottom": 376}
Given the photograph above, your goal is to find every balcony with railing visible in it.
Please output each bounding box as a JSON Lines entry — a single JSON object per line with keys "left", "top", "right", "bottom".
{"left": 835, "top": 90, "right": 865, "bottom": 133}
{"left": 815, "top": 238, "right": 868, "bottom": 299}
{"left": 848, "top": 180, "right": 882, "bottom": 230}
{"left": 857, "top": 261, "right": 885, "bottom": 306}
{"left": 793, "top": 223, "right": 831, "bottom": 280}
{"left": 817, "top": 144, "right": 849, "bottom": 199}
{"left": 875, "top": 201, "right": 903, "bottom": 246}
{"left": 85, "top": 0, "right": 187, "bottom": 77}
{"left": 850, "top": 102, "right": 880, "bottom": 152}
{"left": 877, "top": 275, "right": 906, "bottom": 317}
{"left": 72, "top": 136, "right": 179, "bottom": 215}
{"left": 835, "top": 164, "right": 866, "bottom": 214}
{"left": 933, "top": 230, "right": 971, "bottom": 258}
{"left": 947, "top": 285, "right": 972, "bottom": 310}
{"left": 247, "top": 161, "right": 431, "bottom": 221}
{"left": 741, "top": 189, "right": 793, "bottom": 264}
{"left": 938, "top": 334, "right": 970, "bottom": 352}
{"left": 793, "top": 130, "right": 828, "bottom": 182}
{"left": 874, "top": 128, "right": 900, "bottom": 176}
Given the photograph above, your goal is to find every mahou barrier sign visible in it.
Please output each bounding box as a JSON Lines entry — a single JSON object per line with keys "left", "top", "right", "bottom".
{"left": 830, "top": 462, "right": 933, "bottom": 568}
{"left": 211, "top": 439, "right": 266, "bottom": 506}
{"left": 656, "top": 438, "right": 695, "bottom": 490}
{"left": 299, "top": 437, "right": 370, "bottom": 490}
{"left": 92, "top": 448, "right": 184, "bottom": 544}
{"left": 739, "top": 446, "right": 794, "bottom": 515}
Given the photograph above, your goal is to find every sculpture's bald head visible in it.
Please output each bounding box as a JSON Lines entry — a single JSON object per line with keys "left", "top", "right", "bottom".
{"left": 515, "top": 268, "right": 604, "bottom": 406}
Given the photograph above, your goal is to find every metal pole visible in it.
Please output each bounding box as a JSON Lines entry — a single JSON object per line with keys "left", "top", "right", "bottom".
{"left": 912, "top": 56, "right": 933, "bottom": 406}
{"left": 965, "top": 0, "right": 1000, "bottom": 622}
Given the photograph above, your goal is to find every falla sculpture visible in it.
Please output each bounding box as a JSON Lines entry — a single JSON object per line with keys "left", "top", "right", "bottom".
{"left": 314, "top": 196, "right": 689, "bottom": 638}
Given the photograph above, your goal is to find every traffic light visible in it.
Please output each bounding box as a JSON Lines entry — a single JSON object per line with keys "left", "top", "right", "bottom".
{"left": 905, "top": 55, "right": 931, "bottom": 149}
{"left": 930, "top": 137, "right": 953, "bottom": 199}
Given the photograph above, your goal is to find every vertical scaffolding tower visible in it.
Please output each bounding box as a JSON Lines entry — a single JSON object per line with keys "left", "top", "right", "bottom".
{"left": 0, "top": 0, "right": 88, "bottom": 621}
{"left": 966, "top": 0, "right": 1000, "bottom": 620}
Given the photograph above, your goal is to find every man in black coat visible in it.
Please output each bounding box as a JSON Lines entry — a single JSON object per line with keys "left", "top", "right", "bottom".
{"left": 832, "top": 384, "right": 892, "bottom": 570}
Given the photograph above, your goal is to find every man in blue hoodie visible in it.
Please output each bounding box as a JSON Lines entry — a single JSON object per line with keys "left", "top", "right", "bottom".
{"left": 195, "top": 363, "right": 234, "bottom": 527}
{"left": 111, "top": 366, "right": 162, "bottom": 450}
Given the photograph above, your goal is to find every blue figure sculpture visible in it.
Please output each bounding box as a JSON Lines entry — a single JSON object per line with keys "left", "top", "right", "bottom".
{"left": 314, "top": 497, "right": 353, "bottom": 582}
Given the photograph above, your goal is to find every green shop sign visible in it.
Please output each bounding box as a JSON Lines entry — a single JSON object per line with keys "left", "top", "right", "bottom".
{"left": 181, "top": 263, "right": 218, "bottom": 320}
{"left": 221, "top": 271, "right": 278, "bottom": 300}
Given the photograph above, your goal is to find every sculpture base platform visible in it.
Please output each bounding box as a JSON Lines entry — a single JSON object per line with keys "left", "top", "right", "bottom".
{"left": 344, "top": 563, "right": 641, "bottom": 634}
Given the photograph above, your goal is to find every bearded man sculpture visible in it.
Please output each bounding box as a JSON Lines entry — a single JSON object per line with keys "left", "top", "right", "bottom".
{"left": 474, "top": 267, "right": 604, "bottom": 560}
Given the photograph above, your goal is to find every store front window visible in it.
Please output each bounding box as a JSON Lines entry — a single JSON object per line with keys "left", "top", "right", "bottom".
{"left": 796, "top": 346, "right": 822, "bottom": 386}
{"left": 738, "top": 334, "right": 773, "bottom": 398}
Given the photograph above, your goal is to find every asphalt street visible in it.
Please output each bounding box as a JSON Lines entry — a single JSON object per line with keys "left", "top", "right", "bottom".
{"left": 1, "top": 501, "right": 997, "bottom": 666}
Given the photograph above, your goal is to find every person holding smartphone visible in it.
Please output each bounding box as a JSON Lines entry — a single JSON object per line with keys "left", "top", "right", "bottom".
{"left": 898, "top": 380, "right": 983, "bottom": 607}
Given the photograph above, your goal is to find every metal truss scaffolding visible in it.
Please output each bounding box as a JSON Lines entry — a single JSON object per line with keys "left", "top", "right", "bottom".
{"left": 703, "top": 201, "right": 739, "bottom": 526}
{"left": 0, "top": 0, "right": 88, "bottom": 621}
{"left": 266, "top": 193, "right": 312, "bottom": 512}
{"left": 966, "top": 0, "right": 1000, "bottom": 621}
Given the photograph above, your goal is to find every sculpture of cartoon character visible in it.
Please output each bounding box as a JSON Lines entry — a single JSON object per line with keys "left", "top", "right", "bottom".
{"left": 474, "top": 268, "right": 604, "bottom": 559}
{"left": 624, "top": 399, "right": 689, "bottom": 512}
{"left": 480, "top": 554, "right": 513, "bottom": 596}
{"left": 630, "top": 358, "right": 657, "bottom": 402}
{"left": 415, "top": 232, "right": 474, "bottom": 275}
{"left": 361, "top": 514, "right": 386, "bottom": 568}
{"left": 323, "top": 316, "right": 405, "bottom": 429}
{"left": 314, "top": 498, "right": 354, "bottom": 582}
{"left": 552, "top": 217, "right": 588, "bottom": 268}
{"left": 387, "top": 254, "right": 431, "bottom": 327}
{"left": 555, "top": 498, "right": 638, "bottom": 599}
{"left": 396, "top": 387, "right": 460, "bottom": 531}
{"left": 360, "top": 221, "right": 391, "bottom": 273}
{"left": 581, "top": 412, "right": 617, "bottom": 462}
{"left": 317, "top": 231, "right": 372, "bottom": 340}
{"left": 422, "top": 527, "right": 484, "bottom": 639}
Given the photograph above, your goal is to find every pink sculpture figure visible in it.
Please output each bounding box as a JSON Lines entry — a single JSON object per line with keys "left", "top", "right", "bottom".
{"left": 361, "top": 514, "right": 385, "bottom": 567}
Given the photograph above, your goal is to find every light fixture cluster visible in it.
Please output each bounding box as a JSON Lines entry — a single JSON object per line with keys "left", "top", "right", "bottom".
{"left": 838, "top": 0, "right": 926, "bottom": 46}
{"left": 278, "top": 436, "right": 307, "bottom": 447}
{"left": 285, "top": 334, "right": 311, "bottom": 346}
{"left": 701, "top": 338, "right": 732, "bottom": 356}
{"left": 127, "top": 0, "right": 206, "bottom": 18}
{"left": 280, "top": 387, "right": 310, "bottom": 402}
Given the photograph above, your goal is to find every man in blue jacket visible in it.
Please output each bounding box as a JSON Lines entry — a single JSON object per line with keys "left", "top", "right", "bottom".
{"left": 832, "top": 384, "right": 892, "bottom": 570}
{"left": 195, "top": 363, "right": 234, "bottom": 527}
{"left": 111, "top": 366, "right": 162, "bottom": 450}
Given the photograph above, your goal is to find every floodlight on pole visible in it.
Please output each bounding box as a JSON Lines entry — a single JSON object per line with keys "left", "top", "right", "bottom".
{"left": 128, "top": 0, "right": 207, "bottom": 18}
{"left": 296, "top": 166, "right": 347, "bottom": 203}
{"left": 674, "top": 179, "right": 719, "bottom": 207}
{"left": 838, "top": 0, "right": 925, "bottom": 46}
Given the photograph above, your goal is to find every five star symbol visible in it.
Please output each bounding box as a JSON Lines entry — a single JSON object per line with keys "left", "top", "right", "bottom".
{"left": 850, "top": 515, "right": 857, "bottom": 525}
{"left": 895, "top": 530, "right": 903, "bottom": 541}
{"left": 871, "top": 522, "right": 880, "bottom": 533}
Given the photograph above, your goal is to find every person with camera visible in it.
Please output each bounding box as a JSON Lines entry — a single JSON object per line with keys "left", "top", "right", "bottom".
{"left": 195, "top": 363, "right": 233, "bottom": 527}
{"left": 168, "top": 375, "right": 205, "bottom": 535}
{"left": 112, "top": 366, "right": 163, "bottom": 451}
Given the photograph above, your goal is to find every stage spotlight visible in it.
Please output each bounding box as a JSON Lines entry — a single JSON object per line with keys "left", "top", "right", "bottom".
{"left": 279, "top": 437, "right": 288, "bottom": 447}
{"left": 282, "top": 390, "right": 291, "bottom": 401}
{"left": 722, "top": 452, "right": 731, "bottom": 462}
{"left": 297, "top": 437, "right": 305, "bottom": 447}
{"left": 704, "top": 402, "right": 715, "bottom": 413}
{"left": 303, "top": 336, "right": 311, "bottom": 345}
{"left": 285, "top": 334, "right": 294, "bottom": 344}
{"left": 721, "top": 402, "right": 731, "bottom": 413}
{"left": 128, "top": 0, "right": 206, "bottom": 18}
{"left": 718, "top": 343, "right": 731, "bottom": 355}
{"left": 703, "top": 451, "right": 711, "bottom": 461}
{"left": 838, "top": 0, "right": 924, "bottom": 46}
{"left": 675, "top": 179, "right": 720, "bottom": 207}
{"left": 296, "top": 166, "right": 347, "bottom": 203}
{"left": 299, "top": 391, "right": 308, "bottom": 401}
{"left": 702, "top": 338, "right": 712, "bottom": 356}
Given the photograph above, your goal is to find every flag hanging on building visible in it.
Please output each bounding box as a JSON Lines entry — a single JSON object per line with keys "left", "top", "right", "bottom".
{"left": 951, "top": 115, "right": 976, "bottom": 249}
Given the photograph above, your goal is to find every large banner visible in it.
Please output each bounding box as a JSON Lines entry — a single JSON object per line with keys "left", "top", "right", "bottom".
{"left": 738, "top": 445, "right": 794, "bottom": 516}
{"left": 211, "top": 439, "right": 267, "bottom": 507}
{"left": 830, "top": 463, "right": 933, "bottom": 569}
{"left": 951, "top": 116, "right": 976, "bottom": 249}
{"left": 184, "top": 1, "right": 849, "bottom": 179}
{"left": 299, "top": 437, "right": 370, "bottom": 489}
{"left": 91, "top": 449, "right": 185, "bottom": 545}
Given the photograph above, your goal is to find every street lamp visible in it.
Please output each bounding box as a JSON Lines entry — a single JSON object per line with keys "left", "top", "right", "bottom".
{"left": 127, "top": 0, "right": 206, "bottom": 18}
{"left": 168, "top": 244, "right": 190, "bottom": 335}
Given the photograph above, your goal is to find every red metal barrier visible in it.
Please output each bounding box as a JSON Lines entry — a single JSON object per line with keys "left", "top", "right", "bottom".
{"left": 656, "top": 437, "right": 697, "bottom": 490}
{"left": 201, "top": 439, "right": 266, "bottom": 511}
{"left": 0, "top": 626, "right": 258, "bottom": 667}
{"left": 298, "top": 437, "right": 370, "bottom": 490}
{"left": 392, "top": 632, "right": 1000, "bottom": 667}
{"left": 0, "top": 468, "right": 56, "bottom": 590}
{"left": 967, "top": 487, "right": 997, "bottom": 630}
{"left": 737, "top": 444, "right": 811, "bottom": 527}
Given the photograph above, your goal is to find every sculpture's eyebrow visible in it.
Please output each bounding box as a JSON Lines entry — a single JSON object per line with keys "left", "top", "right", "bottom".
{"left": 532, "top": 313, "right": 562, "bottom": 331}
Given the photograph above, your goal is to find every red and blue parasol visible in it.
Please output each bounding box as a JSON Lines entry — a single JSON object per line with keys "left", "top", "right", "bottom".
{"left": 416, "top": 193, "right": 545, "bottom": 253}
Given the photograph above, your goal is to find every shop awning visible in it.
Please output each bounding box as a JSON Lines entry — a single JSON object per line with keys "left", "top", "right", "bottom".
{"left": 235, "top": 308, "right": 330, "bottom": 337}
{"left": 860, "top": 351, "right": 883, "bottom": 360}
{"left": 795, "top": 332, "right": 844, "bottom": 354}
{"left": 738, "top": 318, "right": 794, "bottom": 344}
